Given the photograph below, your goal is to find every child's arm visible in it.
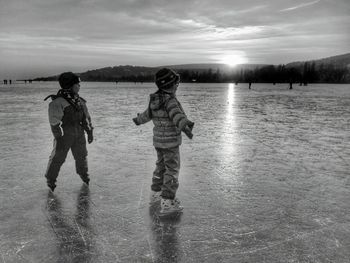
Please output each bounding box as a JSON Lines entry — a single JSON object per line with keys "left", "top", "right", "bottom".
{"left": 166, "top": 98, "right": 194, "bottom": 139}
{"left": 48, "top": 101, "right": 64, "bottom": 139}
{"left": 81, "top": 102, "right": 94, "bottom": 144}
{"left": 133, "top": 108, "right": 151, "bottom": 125}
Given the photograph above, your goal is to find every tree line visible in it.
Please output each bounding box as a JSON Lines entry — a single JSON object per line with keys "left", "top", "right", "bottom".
{"left": 34, "top": 62, "right": 350, "bottom": 84}
{"left": 116, "top": 62, "right": 349, "bottom": 84}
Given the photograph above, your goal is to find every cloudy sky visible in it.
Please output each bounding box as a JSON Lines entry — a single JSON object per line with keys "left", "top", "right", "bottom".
{"left": 0, "top": 0, "right": 349, "bottom": 78}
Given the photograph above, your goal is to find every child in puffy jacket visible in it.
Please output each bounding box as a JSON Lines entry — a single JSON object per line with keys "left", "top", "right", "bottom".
{"left": 133, "top": 68, "right": 194, "bottom": 215}
{"left": 44, "top": 72, "right": 93, "bottom": 191}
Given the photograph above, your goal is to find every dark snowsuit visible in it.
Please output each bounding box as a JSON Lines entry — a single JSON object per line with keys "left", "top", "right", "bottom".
{"left": 44, "top": 91, "right": 93, "bottom": 187}
{"left": 133, "top": 90, "right": 194, "bottom": 199}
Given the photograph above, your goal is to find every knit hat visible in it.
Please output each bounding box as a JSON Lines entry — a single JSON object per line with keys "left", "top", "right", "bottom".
{"left": 155, "top": 68, "right": 180, "bottom": 92}
{"left": 58, "top": 72, "right": 80, "bottom": 89}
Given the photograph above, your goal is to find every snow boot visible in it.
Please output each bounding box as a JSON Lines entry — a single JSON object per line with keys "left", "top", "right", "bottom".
{"left": 160, "top": 198, "right": 183, "bottom": 216}
{"left": 47, "top": 182, "right": 56, "bottom": 192}
{"left": 149, "top": 191, "right": 162, "bottom": 205}
{"left": 79, "top": 174, "right": 90, "bottom": 185}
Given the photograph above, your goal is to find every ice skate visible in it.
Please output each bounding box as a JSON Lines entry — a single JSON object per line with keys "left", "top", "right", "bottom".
{"left": 83, "top": 178, "right": 90, "bottom": 185}
{"left": 79, "top": 174, "right": 90, "bottom": 185}
{"left": 149, "top": 191, "right": 162, "bottom": 205}
{"left": 47, "top": 182, "right": 56, "bottom": 192}
{"left": 159, "top": 198, "right": 183, "bottom": 217}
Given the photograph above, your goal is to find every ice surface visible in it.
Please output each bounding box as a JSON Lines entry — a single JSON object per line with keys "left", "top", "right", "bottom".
{"left": 0, "top": 82, "right": 349, "bottom": 262}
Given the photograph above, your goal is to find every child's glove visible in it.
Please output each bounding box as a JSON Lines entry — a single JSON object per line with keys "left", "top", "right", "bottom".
{"left": 87, "top": 130, "right": 93, "bottom": 144}
{"left": 183, "top": 126, "right": 193, "bottom": 139}
{"left": 183, "top": 121, "right": 194, "bottom": 139}
{"left": 132, "top": 117, "right": 140, "bottom": 126}
{"left": 187, "top": 120, "right": 194, "bottom": 130}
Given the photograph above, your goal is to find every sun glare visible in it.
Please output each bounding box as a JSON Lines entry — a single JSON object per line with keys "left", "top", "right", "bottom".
{"left": 220, "top": 54, "right": 247, "bottom": 67}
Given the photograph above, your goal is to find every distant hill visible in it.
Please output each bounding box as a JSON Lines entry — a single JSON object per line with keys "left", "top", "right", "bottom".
{"left": 34, "top": 53, "right": 350, "bottom": 83}
{"left": 33, "top": 63, "right": 269, "bottom": 81}
{"left": 286, "top": 53, "right": 350, "bottom": 69}
{"left": 165, "top": 63, "right": 268, "bottom": 73}
{"left": 79, "top": 65, "right": 158, "bottom": 82}
{"left": 34, "top": 65, "right": 159, "bottom": 82}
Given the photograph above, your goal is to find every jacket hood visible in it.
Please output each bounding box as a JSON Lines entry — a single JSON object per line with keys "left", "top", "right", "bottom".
{"left": 149, "top": 91, "right": 173, "bottom": 110}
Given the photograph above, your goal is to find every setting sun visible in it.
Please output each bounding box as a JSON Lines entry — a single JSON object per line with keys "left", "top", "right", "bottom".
{"left": 220, "top": 54, "right": 248, "bottom": 67}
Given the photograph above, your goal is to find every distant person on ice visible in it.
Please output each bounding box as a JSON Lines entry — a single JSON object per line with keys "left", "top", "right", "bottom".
{"left": 133, "top": 68, "right": 194, "bottom": 215}
{"left": 44, "top": 72, "right": 94, "bottom": 192}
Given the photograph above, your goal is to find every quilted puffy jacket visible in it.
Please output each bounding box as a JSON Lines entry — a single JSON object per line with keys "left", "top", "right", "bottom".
{"left": 134, "top": 91, "right": 194, "bottom": 148}
{"left": 48, "top": 96, "right": 93, "bottom": 139}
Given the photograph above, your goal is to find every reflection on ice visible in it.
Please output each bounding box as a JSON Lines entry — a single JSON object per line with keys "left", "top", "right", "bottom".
{"left": 46, "top": 185, "right": 94, "bottom": 262}
{"left": 227, "top": 83, "right": 235, "bottom": 108}
{"left": 1, "top": 82, "right": 350, "bottom": 262}
{"left": 222, "top": 83, "right": 237, "bottom": 157}
{"left": 148, "top": 205, "right": 182, "bottom": 262}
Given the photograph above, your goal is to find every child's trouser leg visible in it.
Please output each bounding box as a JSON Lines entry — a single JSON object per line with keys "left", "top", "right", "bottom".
{"left": 71, "top": 134, "right": 89, "bottom": 183}
{"left": 152, "top": 147, "right": 165, "bottom": 192}
{"left": 161, "top": 146, "right": 180, "bottom": 199}
{"left": 45, "top": 137, "right": 71, "bottom": 186}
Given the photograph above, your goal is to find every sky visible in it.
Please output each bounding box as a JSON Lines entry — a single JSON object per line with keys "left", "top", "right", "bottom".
{"left": 0, "top": 0, "right": 349, "bottom": 79}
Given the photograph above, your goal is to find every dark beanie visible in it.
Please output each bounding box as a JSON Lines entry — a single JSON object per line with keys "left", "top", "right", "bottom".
{"left": 58, "top": 72, "right": 80, "bottom": 89}
{"left": 155, "top": 68, "right": 180, "bottom": 92}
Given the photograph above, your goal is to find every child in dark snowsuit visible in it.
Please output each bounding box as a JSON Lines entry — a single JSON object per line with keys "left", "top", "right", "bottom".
{"left": 44, "top": 72, "right": 93, "bottom": 191}
{"left": 133, "top": 68, "right": 194, "bottom": 215}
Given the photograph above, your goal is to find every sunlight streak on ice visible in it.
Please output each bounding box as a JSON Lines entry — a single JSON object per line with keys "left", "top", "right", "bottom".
{"left": 221, "top": 83, "right": 237, "bottom": 159}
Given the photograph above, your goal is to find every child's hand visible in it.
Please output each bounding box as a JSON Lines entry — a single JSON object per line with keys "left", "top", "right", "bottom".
{"left": 187, "top": 120, "right": 194, "bottom": 130}
{"left": 183, "top": 126, "right": 193, "bottom": 139}
{"left": 132, "top": 117, "right": 140, "bottom": 125}
{"left": 87, "top": 130, "right": 93, "bottom": 144}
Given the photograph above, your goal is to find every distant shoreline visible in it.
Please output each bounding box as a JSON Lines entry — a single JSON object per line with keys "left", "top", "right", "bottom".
{"left": 2, "top": 80, "right": 350, "bottom": 85}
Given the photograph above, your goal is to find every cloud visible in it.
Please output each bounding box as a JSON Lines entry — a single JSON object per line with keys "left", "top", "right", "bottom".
{"left": 0, "top": 0, "right": 349, "bottom": 78}
{"left": 280, "top": 0, "right": 321, "bottom": 12}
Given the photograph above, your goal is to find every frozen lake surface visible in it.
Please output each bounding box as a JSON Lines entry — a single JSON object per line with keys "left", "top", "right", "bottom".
{"left": 1, "top": 82, "right": 350, "bottom": 262}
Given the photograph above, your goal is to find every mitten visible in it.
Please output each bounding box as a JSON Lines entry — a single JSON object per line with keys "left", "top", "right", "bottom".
{"left": 133, "top": 117, "right": 140, "bottom": 125}
{"left": 183, "top": 126, "right": 193, "bottom": 139}
{"left": 87, "top": 130, "right": 93, "bottom": 144}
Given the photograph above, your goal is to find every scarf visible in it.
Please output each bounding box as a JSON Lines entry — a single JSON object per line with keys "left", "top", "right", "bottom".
{"left": 56, "top": 89, "right": 82, "bottom": 111}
